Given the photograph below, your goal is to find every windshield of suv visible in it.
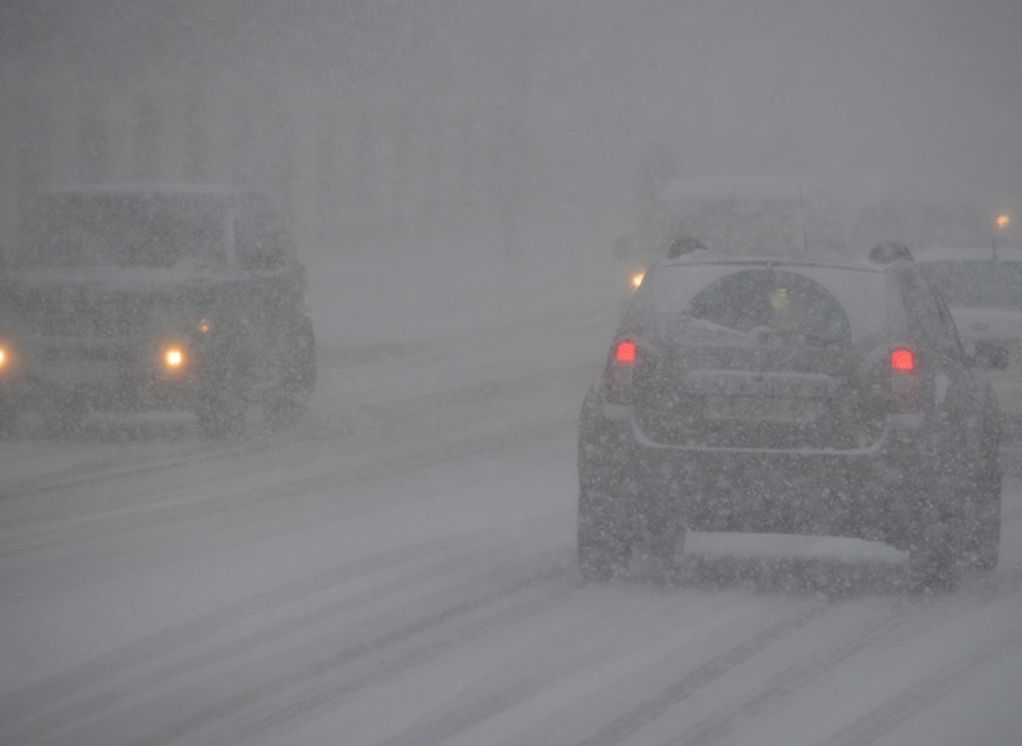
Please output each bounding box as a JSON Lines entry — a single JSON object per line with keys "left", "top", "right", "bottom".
{"left": 14, "top": 193, "right": 227, "bottom": 268}
{"left": 921, "top": 259, "right": 1022, "bottom": 310}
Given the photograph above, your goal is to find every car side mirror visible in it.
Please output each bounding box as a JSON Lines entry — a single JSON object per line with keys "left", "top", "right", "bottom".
{"left": 969, "top": 340, "right": 1011, "bottom": 370}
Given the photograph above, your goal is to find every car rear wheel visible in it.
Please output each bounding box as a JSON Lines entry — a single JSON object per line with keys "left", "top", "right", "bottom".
{"left": 641, "top": 516, "right": 686, "bottom": 581}
{"left": 578, "top": 488, "right": 632, "bottom": 582}
{"left": 908, "top": 498, "right": 961, "bottom": 593}
{"left": 962, "top": 474, "right": 1001, "bottom": 572}
{"left": 908, "top": 531, "right": 957, "bottom": 592}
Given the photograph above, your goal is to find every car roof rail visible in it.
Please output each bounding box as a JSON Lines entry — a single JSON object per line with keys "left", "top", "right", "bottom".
{"left": 869, "top": 241, "right": 914, "bottom": 264}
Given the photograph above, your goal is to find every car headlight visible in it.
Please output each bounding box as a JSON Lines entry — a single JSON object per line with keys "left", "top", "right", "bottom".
{"left": 0, "top": 342, "right": 13, "bottom": 375}
{"left": 161, "top": 344, "right": 187, "bottom": 373}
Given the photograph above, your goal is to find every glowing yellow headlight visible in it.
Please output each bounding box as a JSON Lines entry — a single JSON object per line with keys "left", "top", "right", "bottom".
{"left": 997, "top": 214, "right": 1011, "bottom": 230}
{"left": 164, "top": 347, "right": 185, "bottom": 370}
{"left": 631, "top": 271, "right": 645, "bottom": 290}
{"left": 0, "top": 347, "right": 6, "bottom": 369}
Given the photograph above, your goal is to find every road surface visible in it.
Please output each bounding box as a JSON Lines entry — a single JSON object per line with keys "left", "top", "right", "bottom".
{"left": 1, "top": 301, "right": 1020, "bottom": 746}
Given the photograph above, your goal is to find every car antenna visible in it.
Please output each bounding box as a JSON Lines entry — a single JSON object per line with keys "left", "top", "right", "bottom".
{"left": 798, "top": 184, "right": 809, "bottom": 258}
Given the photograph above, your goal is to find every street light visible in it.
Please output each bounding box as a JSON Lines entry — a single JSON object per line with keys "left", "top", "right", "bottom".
{"left": 993, "top": 213, "right": 1011, "bottom": 259}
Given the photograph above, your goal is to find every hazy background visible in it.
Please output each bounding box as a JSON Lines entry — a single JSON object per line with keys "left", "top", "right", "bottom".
{"left": 2, "top": 0, "right": 1020, "bottom": 341}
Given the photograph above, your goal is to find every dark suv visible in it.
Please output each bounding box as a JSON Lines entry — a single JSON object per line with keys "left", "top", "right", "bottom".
{"left": 578, "top": 250, "right": 1002, "bottom": 589}
{"left": 0, "top": 184, "right": 316, "bottom": 438}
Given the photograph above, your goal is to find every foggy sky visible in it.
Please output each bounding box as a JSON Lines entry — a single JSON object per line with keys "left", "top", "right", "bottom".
{"left": 2, "top": 0, "right": 1020, "bottom": 245}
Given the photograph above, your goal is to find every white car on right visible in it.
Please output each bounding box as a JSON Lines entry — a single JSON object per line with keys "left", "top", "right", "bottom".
{"left": 917, "top": 247, "right": 1022, "bottom": 438}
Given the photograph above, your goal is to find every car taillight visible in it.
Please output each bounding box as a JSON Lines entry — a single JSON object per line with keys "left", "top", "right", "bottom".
{"left": 889, "top": 345, "right": 920, "bottom": 412}
{"left": 890, "top": 347, "right": 916, "bottom": 373}
{"left": 615, "top": 340, "right": 637, "bottom": 364}
{"left": 605, "top": 339, "right": 637, "bottom": 404}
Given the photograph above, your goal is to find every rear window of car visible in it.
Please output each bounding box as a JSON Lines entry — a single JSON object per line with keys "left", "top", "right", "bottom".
{"left": 639, "top": 263, "right": 889, "bottom": 343}
{"left": 920, "top": 259, "right": 1022, "bottom": 310}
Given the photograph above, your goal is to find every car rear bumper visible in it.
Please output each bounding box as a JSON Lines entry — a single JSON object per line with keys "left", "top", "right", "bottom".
{"left": 579, "top": 399, "right": 926, "bottom": 549}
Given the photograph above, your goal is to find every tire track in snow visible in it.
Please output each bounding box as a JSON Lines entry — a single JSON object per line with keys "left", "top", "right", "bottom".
{"left": 659, "top": 571, "right": 1022, "bottom": 746}
{"left": 0, "top": 413, "right": 569, "bottom": 562}
{"left": 0, "top": 439, "right": 252, "bottom": 502}
{"left": 815, "top": 623, "right": 1022, "bottom": 746}
{"left": 126, "top": 564, "right": 574, "bottom": 746}
{"left": 0, "top": 526, "right": 548, "bottom": 740}
{"left": 572, "top": 599, "right": 834, "bottom": 746}
{"left": 0, "top": 363, "right": 582, "bottom": 560}
{"left": 661, "top": 609, "right": 913, "bottom": 746}
{"left": 1, "top": 540, "right": 518, "bottom": 746}
{"left": 0, "top": 331, "right": 496, "bottom": 502}
{"left": 371, "top": 594, "right": 745, "bottom": 746}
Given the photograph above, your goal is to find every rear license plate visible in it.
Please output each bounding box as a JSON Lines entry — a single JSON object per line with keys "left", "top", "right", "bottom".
{"left": 705, "top": 396, "right": 820, "bottom": 423}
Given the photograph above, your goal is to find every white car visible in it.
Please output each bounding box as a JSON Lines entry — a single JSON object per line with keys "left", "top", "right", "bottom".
{"left": 917, "top": 247, "right": 1022, "bottom": 437}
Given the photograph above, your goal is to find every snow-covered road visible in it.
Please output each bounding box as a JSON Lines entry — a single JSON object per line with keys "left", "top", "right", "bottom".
{"left": 1, "top": 301, "right": 1020, "bottom": 746}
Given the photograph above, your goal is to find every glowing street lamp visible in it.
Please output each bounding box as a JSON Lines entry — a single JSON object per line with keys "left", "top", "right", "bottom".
{"left": 994, "top": 213, "right": 1011, "bottom": 258}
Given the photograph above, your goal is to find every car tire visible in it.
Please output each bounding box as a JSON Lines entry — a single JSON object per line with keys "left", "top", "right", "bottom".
{"left": 196, "top": 397, "right": 246, "bottom": 439}
{"left": 265, "top": 323, "right": 316, "bottom": 431}
{"left": 908, "top": 518, "right": 959, "bottom": 593}
{"left": 196, "top": 350, "right": 250, "bottom": 440}
{"left": 578, "top": 488, "right": 632, "bottom": 582}
{"left": 644, "top": 517, "right": 686, "bottom": 581}
{"left": 963, "top": 474, "right": 1001, "bottom": 572}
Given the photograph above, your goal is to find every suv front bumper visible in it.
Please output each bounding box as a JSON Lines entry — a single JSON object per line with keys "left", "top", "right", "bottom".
{"left": 6, "top": 337, "right": 199, "bottom": 412}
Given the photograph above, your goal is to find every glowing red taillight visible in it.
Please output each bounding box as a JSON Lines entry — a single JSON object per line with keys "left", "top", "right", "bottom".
{"left": 605, "top": 339, "right": 637, "bottom": 404}
{"left": 615, "top": 340, "right": 637, "bottom": 365}
{"left": 890, "top": 347, "right": 916, "bottom": 373}
{"left": 889, "top": 345, "right": 920, "bottom": 413}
